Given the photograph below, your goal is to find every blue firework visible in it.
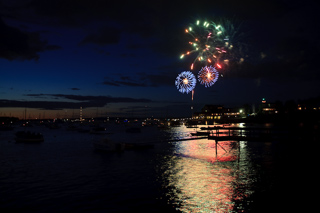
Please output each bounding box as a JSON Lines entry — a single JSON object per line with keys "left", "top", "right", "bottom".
{"left": 175, "top": 71, "right": 196, "bottom": 94}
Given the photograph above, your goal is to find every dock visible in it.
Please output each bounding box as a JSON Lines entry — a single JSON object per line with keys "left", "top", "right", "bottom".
{"left": 166, "top": 136, "right": 208, "bottom": 143}
{"left": 204, "top": 126, "right": 289, "bottom": 161}
{"left": 171, "top": 126, "right": 317, "bottom": 162}
{"left": 207, "top": 126, "right": 291, "bottom": 142}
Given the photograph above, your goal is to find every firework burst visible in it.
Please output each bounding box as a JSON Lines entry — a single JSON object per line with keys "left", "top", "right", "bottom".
{"left": 175, "top": 71, "right": 196, "bottom": 94}
{"left": 198, "top": 66, "right": 219, "bottom": 87}
{"left": 180, "top": 20, "right": 231, "bottom": 70}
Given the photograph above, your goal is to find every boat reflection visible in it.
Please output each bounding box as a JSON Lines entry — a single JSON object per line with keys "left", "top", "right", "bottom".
{"left": 162, "top": 134, "right": 253, "bottom": 212}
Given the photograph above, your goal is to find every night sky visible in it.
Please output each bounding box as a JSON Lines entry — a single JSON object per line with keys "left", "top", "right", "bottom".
{"left": 1, "top": 0, "right": 319, "bottom": 118}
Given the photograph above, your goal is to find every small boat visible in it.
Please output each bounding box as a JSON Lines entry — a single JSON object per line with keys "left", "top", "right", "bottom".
{"left": 15, "top": 131, "right": 44, "bottom": 143}
{"left": 93, "top": 138, "right": 125, "bottom": 152}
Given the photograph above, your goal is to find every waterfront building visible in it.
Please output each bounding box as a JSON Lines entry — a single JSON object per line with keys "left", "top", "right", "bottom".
{"left": 261, "top": 98, "right": 277, "bottom": 114}
{"left": 192, "top": 105, "right": 241, "bottom": 122}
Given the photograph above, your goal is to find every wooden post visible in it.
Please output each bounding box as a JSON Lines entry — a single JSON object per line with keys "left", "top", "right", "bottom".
{"left": 215, "top": 140, "right": 218, "bottom": 158}
{"left": 238, "top": 141, "right": 240, "bottom": 163}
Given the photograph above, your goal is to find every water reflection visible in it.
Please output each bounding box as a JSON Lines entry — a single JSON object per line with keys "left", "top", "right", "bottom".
{"left": 161, "top": 125, "right": 254, "bottom": 212}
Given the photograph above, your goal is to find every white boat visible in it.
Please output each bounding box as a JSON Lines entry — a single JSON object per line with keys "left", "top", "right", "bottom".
{"left": 93, "top": 138, "right": 125, "bottom": 152}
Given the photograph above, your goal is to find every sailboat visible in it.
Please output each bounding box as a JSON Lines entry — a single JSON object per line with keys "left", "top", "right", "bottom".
{"left": 15, "top": 108, "right": 44, "bottom": 143}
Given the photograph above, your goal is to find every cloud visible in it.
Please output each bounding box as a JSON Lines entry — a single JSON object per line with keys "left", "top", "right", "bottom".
{"left": 101, "top": 81, "right": 121, "bottom": 87}
{"left": 0, "top": 0, "right": 275, "bottom": 60}
{"left": 102, "top": 80, "right": 149, "bottom": 87}
{"left": 70, "top": 88, "right": 80, "bottom": 91}
{"left": 102, "top": 75, "right": 149, "bottom": 87}
{"left": 0, "top": 18, "right": 61, "bottom": 61}
{"left": 24, "top": 93, "right": 45, "bottom": 97}
{"left": 3, "top": 0, "right": 318, "bottom": 81}
{"left": 26, "top": 94, "right": 152, "bottom": 102}
{"left": 6, "top": 94, "right": 153, "bottom": 110}
{"left": 0, "top": 99, "right": 84, "bottom": 110}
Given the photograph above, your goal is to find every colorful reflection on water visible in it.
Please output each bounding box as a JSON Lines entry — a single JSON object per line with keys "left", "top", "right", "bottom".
{"left": 161, "top": 125, "right": 254, "bottom": 212}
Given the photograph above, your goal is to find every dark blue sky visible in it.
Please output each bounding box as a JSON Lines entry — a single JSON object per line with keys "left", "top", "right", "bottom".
{"left": 1, "top": 0, "right": 319, "bottom": 118}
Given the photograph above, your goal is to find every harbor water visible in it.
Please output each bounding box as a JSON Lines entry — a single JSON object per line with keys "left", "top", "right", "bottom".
{"left": 0, "top": 123, "right": 316, "bottom": 212}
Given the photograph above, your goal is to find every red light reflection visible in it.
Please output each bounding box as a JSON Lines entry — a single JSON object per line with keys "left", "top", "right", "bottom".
{"left": 164, "top": 138, "right": 243, "bottom": 212}
{"left": 162, "top": 125, "right": 254, "bottom": 212}
{"left": 176, "top": 139, "right": 238, "bottom": 164}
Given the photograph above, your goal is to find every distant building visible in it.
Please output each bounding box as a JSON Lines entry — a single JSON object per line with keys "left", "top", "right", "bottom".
{"left": 297, "top": 104, "right": 320, "bottom": 111}
{"left": 192, "top": 105, "right": 223, "bottom": 120}
{"left": 192, "top": 105, "right": 241, "bottom": 120}
{"left": 297, "top": 99, "right": 320, "bottom": 112}
{"left": 261, "top": 98, "right": 277, "bottom": 114}
{"left": 224, "top": 107, "right": 242, "bottom": 118}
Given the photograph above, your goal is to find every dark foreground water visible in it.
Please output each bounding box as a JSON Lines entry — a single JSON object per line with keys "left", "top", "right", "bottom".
{"left": 0, "top": 123, "right": 316, "bottom": 212}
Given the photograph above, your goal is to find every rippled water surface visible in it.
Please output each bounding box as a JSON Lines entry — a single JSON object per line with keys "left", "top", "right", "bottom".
{"left": 0, "top": 123, "right": 314, "bottom": 212}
